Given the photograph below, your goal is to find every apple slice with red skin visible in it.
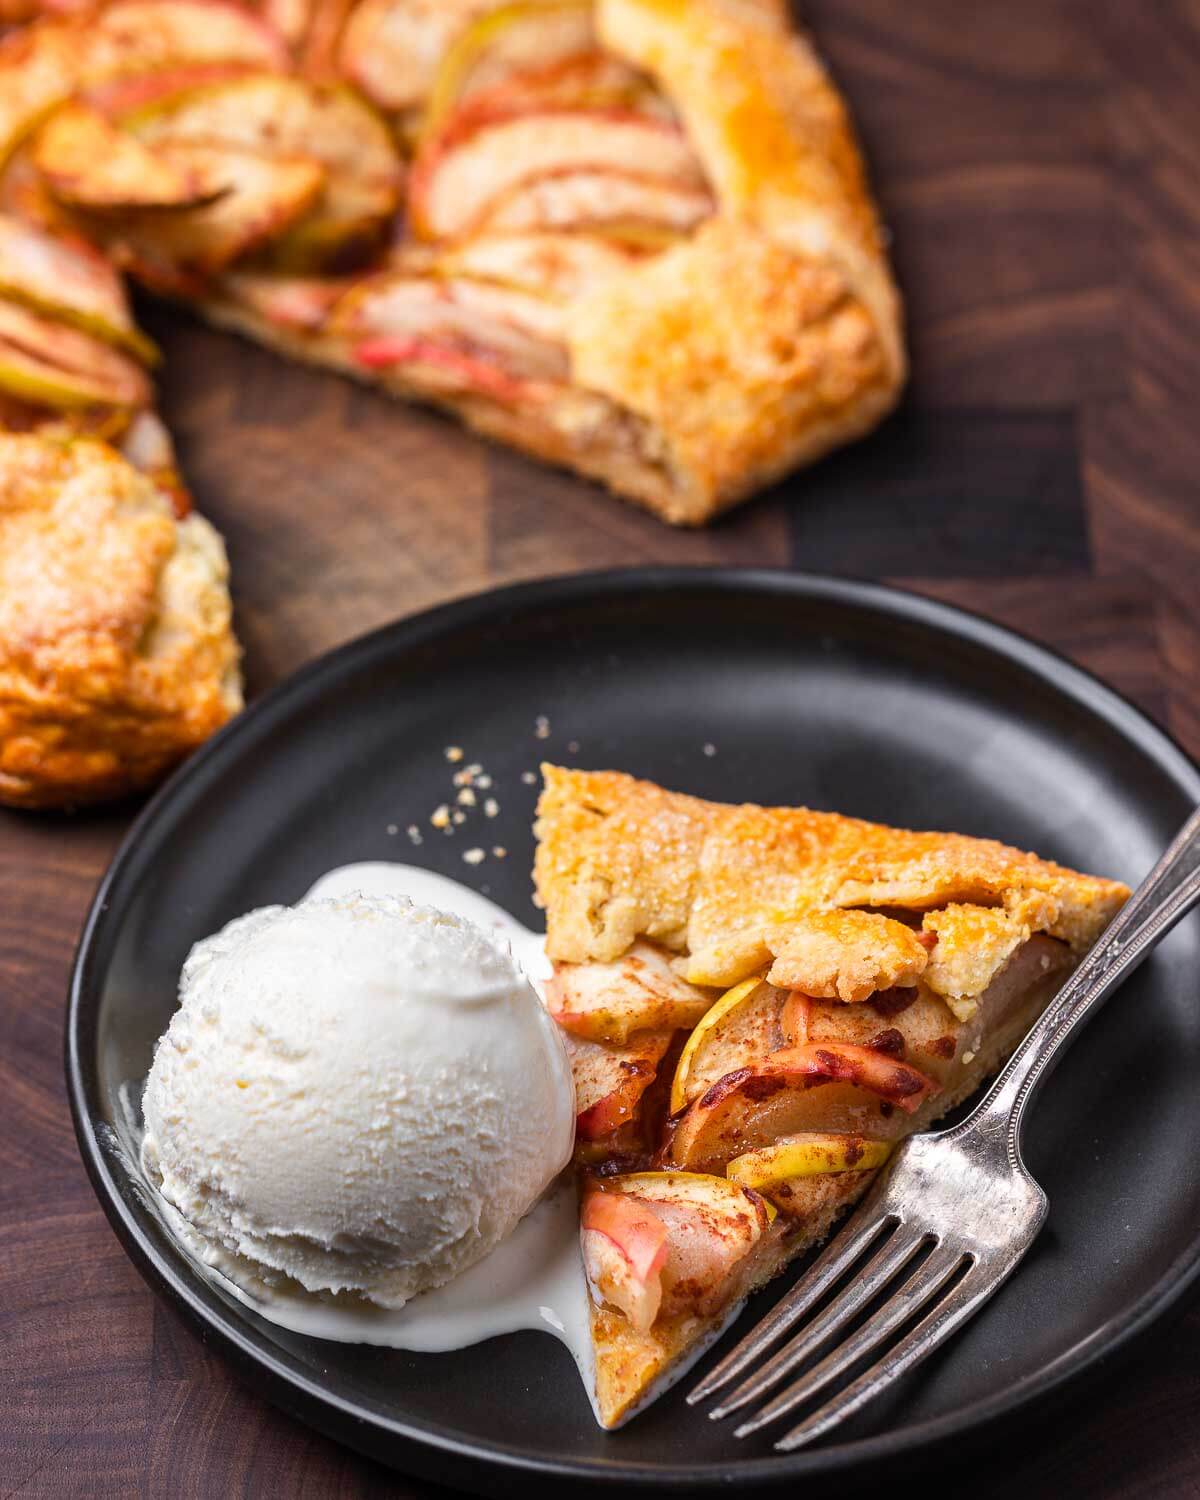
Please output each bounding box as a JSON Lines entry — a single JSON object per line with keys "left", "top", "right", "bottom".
{"left": 478, "top": 169, "right": 712, "bottom": 237}
{"left": 88, "top": 144, "right": 325, "bottom": 277}
{"left": 0, "top": 213, "right": 156, "bottom": 362}
{"left": 336, "top": 0, "right": 507, "bottom": 116}
{"left": 220, "top": 269, "right": 357, "bottom": 331}
{"left": 0, "top": 296, "right": 151, "bottom": 407}
{"left": 84, "top": 62, "right": 264, "bottom": 119}
{"left": 546, "top": 941, "right": 713, "bottom": 1045}
{"left": 126, "top": 75, "right": 403, "bottom": 275}
{"left": 409, "top": 107, "right": 706, "bottom": 241}
{"left": 793, "top": 988, "right": 967, "bottom": 1087}
{"left": 667, "top": 1044, "right": 940, "bottom": 1173}
{"left": 88, "top": 0, "right": 289, "bottom": 73}
{"left": 332, "top": 272, "right": 567, "bottom": 380}
{"left": 422, "top": 0, "right": 595, "bottom": 135}
{"left": 581, "top": 1184, "right": 668, "bottom": 1333}
{"left": 432, "top": 230, "right": 642, "bottom": 301}
{"left": 758, "top": 1042, "right": 940, "bottom": 1114}
{"left": 351, "top": 335, "right": 539, "bottom": 405}
{"left": 0, "top": 2, "right": 286, "bottom": 175}
{"left": 564, "top": 1026, "right": 674, "bottom": 1142}
{"left": 433, "top": 50, "right": 674, "bottom": 127}
{"left": 597, "top": 1172, "right": 776, "bottom": 1322}
{"left": 671, "top": 977, "right": 783, "bottom": 1113}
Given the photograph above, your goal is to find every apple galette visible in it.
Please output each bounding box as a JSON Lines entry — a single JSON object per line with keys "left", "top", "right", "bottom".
{"left": 533, "top": 765, "right": 1128, "bottom": 1426}
{"left": 0, "top": 0, "right": 904, "bottom": 524}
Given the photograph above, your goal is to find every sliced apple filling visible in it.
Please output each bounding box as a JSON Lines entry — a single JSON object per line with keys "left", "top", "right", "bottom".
{"left": 582, "top": 1172, "right": 775, "bottom": 1334}
{"left": 549, "top": 920, "right": 1076, "bottom": 1356}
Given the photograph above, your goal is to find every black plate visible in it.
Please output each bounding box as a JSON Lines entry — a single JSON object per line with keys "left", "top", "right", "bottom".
{"left": 67, "top": 570, "right": 1200, "bottom": 1493}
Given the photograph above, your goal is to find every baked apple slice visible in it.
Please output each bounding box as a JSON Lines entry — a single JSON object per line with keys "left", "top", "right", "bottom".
{"left": 432, "top": 230, "right": 642, "bottom": 300}
{"left": 409, "top": 108, "right": 706, "bottom": 241}
{"left": 127, "top": 75, "right": 403, "bottom": 273}
{"left": 336, "top": 0, "right": 505, "bottom": 117}
{"left": 546, "top": 941, "right": 713, "bottom": 1044}
{"left": 727, "top": 1132, "right": 893, "bottom": 1193}
{"left": 0, "top": 0, "right": 287, "bottom": 176}
{"left": 666, "top": 1045, "right": 940, "bottom": 1172}
{"left": 86, "top": 143, "right": 325, "bottom": 278}
{"left": 32, "top": 103, "right": 231, "bottom": 211}
{"left": 218, "top": 269, "right": 356, "bottom": 331}
{"left": 477, "top": 170, "right": 711, "bottom": 236}
{"left": 434, "top": 50, "right": 672, "bottom": 124}
{"left": 422, "top": 0, "right": 594, "bottom": 133}
{"left": 0, "top": 295, "right": 151, "bottom": 407}
{"left": 87, "top": 0, "right": 288, "bottom": 73}
{"left": 564, "top": 1026, "right": 674, "bottom": 1143}
{"left": 330, "top": 271, "right": 569, "bottom": 385}
{"left": 586, "top": 1171, "right": 775, "bottom": 1324}
{"left": 669, "top": 976, "right": 782, "bottom": 1113}
{"left": 580, "top": 1184, "right": 668, "bottom": 1334}
{"left": 84, "top": 61, "right": 264, "bottom": 118}
{"left": 0, "top": 213, "right": 155, "bottom": 362}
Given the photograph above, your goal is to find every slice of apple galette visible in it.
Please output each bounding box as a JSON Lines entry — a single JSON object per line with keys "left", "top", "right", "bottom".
{"left": 533, "top": 765, "right": 1129, "bottom": 1427}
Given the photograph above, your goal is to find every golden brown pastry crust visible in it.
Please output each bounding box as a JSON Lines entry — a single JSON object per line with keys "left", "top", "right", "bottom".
{"left": 534, "top": 765, "right": 1129, "bottom": 987}
{"left": 0, "top": 434, "right": 242, "bottom": 807}
{"left": 562, "top": 0, "right": 906, "bottom": 522}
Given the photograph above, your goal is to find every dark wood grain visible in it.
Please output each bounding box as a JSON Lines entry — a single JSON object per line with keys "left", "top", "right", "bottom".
{"left": 3, "top": 0, "right": 1200, "bottom": 1494}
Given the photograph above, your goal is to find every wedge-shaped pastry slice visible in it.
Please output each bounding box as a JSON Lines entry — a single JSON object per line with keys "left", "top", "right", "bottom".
{"left": 533, "top": 765, "right": 1128, "bottom": 1426}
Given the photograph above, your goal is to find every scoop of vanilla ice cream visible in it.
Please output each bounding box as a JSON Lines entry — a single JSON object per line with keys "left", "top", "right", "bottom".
{"left": 141, "top": 892, "right": 575, "bottom": 1307}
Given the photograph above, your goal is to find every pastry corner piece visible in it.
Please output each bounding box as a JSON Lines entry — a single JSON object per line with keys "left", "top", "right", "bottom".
{"left": 533, "top": 765, "right": 1128, "bottom": 1427}
{"left": 0, "top": 433, "right": 242, "bottom": 808}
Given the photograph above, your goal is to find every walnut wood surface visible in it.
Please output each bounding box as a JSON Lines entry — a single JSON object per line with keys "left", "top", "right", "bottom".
{"left": 4, "top": 1, "right": 1200, "bottom": 1494}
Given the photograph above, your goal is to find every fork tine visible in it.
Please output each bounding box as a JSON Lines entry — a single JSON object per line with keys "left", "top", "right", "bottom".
{"left": 708, "top": 1226, "right": 928, "bottom": 1420}
{"left": 687, "top": 1208, "right": 897, "bottom": 1405}
{"left": 773, "top": 1259, "right": 991, "bottom": 1451}
{"left": 733, "top": 1245, "right": 969, "bottom": 1438}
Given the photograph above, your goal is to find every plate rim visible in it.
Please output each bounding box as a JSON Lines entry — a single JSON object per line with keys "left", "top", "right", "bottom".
{"left": 65, "top": 566, "right": 1200, "bottom": 1491}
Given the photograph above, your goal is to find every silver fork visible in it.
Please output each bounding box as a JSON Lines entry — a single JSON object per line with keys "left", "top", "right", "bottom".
{"left": 689, "top": 806, "right": 1200, "bottom": 1451}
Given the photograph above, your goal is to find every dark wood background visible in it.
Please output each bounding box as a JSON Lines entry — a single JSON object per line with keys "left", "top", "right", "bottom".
{"left": 4, "top": 0, "right": 1200, "bottom": 1494}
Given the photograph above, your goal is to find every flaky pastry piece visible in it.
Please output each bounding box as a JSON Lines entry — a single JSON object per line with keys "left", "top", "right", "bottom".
{"left": 533, "top": 767, "right": 1128, "bottom": 1426}
{"left": 0, "top": 434, "right": 242, "bottom": 808}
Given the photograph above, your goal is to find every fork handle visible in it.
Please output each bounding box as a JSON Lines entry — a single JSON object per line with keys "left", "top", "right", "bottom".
{"left": 951, "top": 805, "right": 1200, "bottom": 1169}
